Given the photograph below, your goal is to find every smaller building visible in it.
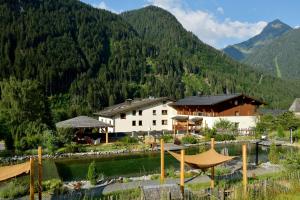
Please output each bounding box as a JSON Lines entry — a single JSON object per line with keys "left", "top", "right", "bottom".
{"left": 289, "top": 98, "right": 300, "bottom": 117}
{"left": 94, "top": 97, "right": 176, "bottom": 133}
{"left": 170, "top": 94, "right": 264, "bottom": 132}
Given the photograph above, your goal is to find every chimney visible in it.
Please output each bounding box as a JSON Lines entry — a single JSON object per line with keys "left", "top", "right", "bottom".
{"left": 125, "top": 99, "right": 133, "bottom": 104}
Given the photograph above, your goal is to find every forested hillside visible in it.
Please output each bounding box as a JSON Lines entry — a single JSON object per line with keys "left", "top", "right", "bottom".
{"left": 0, "top": 0, "right": 299, "bottom": 124}
{"left": 243, "top": 28, "right": 300, "bottom": 80}
{"left": 121, "top": 6, "right": 300, "bottom": 108}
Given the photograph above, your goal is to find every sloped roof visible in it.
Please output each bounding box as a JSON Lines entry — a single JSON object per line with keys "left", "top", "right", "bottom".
{"left": 171, "top": 94, "right": 263, "bottom": 106}
{"left": 289, "top": 98, "right": 300, "bottom": 112}
{"left": 0, "top": 161, "right": 30, "bottom": 182}
{"left": 95, "top": 97, "right": 173, "bottom": 118}
{"left": 56, "top": 116, "right": 113, "bottom": 128}
{"left": 168, "top": 148, "right": 236, "bottom": 170}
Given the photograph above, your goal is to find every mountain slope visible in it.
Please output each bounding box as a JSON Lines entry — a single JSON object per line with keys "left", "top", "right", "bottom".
{"left": 0, "top": 1, "right": 299, "bottom": 113}
{"left": 122, "top": 6, "right": 300, "bottom": 108}
{"left": 223, "top": 19, "right": 292, "bottom": 61}
{"left": 243, "top": 28, "right": 300, "bottom": 79}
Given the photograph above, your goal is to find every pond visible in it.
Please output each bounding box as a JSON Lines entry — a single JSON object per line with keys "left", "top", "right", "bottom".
{"left": 43, "top": 143, "right": 296, "bottom": 181}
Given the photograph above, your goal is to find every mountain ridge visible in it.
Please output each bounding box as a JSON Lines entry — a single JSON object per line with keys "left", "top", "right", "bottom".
{"left": 223, "top": 19, "right": 292, "bottom": 61}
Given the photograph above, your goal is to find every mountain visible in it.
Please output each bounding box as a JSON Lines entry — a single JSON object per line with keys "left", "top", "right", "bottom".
{"left": 0, "top": 1, "right": 299, "bottom": 118}
{"left": 223, "top": 19, "right": 292, "bottom": 61}
{"left": 243, "top": 28, "right": 300, "bottom": 79}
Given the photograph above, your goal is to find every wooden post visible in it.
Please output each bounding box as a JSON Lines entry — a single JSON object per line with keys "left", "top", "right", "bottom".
{"left": 242, "top": 144, "right": 247, "bottom": 194}
{"left": 38, "top": 147, "right": 42, "bottom": 200}
{"left": 105, "top": 127, "right": 108, "bottom": 144}
{"left": 180, "top": 149, "right": 185, "bottom": 194}
{"left": 160, "top": 139, "right": 165, "bottom": 183}
{"left": 30, "top": 157, "right": 34, "bottom": 200}
{"left": 186, "top": 119, "right": 189, "bottom": 134}
{"left": 211, "top": 138, "right": 215, "bottom": 189}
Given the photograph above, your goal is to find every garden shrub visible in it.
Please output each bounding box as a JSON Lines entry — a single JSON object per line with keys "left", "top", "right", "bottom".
{"left": 276, "top": 125, "right": 285, "bottom": 138}
{"left": 64, "top": 142, "right": 82, "bottom": 153}
{"left": 166, "top": 166, "right": 176, "bottom": 178}
{"left": 42, "top": 179, "right": 63, "bottom": 192}
{"left": 181, "top": 135, "right": 198, "bottom": 144}
{"left": 87, "top": 161, "right": 98, "bottom": 185}
{"left": 161, "top": 134, "right": 173, "bottom": 143}
{"left": 268, "top": 142, "right": 279, "bottom": 164}
{"left": 121, "top": 136, "right": 138, "bottom": 144}
{"left": 0, "top": 178, "right": 29, "bottom": 199}
{"left": 214, "top": 134, "right": 235, "bottom": 141}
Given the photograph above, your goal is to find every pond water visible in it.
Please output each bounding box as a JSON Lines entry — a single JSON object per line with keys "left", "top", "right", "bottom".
{"left": 44, "top": 143, "right": 296, "bottom": 181}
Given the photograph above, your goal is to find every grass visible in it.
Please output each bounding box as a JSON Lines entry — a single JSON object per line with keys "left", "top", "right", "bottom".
{"left": 186, "top": 182, "right": 210, "bottom": 191}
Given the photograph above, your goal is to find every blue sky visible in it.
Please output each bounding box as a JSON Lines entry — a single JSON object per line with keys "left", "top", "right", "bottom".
{"left": 81, "top": 0, "right": 300, "bottom": 49}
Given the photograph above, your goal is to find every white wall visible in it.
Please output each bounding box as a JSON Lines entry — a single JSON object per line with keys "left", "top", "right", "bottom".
{"left": 99, "top": 101, "right": 177, "bottom": 133}
{"left": 202, "top": 116, "right": 257, "bottom": 129}
{"left": 98, "top": 116, "right": 114, "bottom": 132}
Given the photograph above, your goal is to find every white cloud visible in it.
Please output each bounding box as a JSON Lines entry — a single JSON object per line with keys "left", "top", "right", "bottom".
{"left": 217, "top": 7, "right": 224, "bottom": 15}
{"left": 148, "top": 0, "right": 267, "bottom": 48}
{"left": 94, "top": 1, "right": 108, "bottom": 9}
{"left": 92, "top": 1, "right": 119, "bottom": 13}
{"left": 295, "top": 25, "right": 300, "bottom": 29}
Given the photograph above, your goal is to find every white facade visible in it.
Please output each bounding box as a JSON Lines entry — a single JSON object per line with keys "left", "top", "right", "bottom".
{"left": 98, "top": 101, "right": 177, "bottom": 133}
{"left": 200, "top": 116, "right": 257, "bottom": 129}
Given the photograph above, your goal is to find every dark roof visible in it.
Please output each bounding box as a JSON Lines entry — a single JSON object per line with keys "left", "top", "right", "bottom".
{"left": 56, "top": 116, "right": 113, "bottom": 128}
{"left": 94, "top": 97, "right": 173, "bottom": 118}
{"left": 171, "top": 94, "right": 263, "bottom": 106}
{"left": 289, "top": 98, "right": 300, "bottom": 112}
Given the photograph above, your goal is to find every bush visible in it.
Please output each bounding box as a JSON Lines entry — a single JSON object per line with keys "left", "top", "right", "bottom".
{"left": 42, "top": 179, "right": 63, "bottom": 192}
{"left": 268, "top": 142, "right": 279, "bottom": 164}
{"left": 181, "top": 135, "right": 198, "bottom": 144}
{"left": 214, "top": 134, "right": 235, "bottom": 141}
{"left": 121, "top": 136, "right": 138, "bottom": 144}
{"left": 166, "top": 166, "right": 176, "bottom": 178}
{"left": 161, "top": 134, "right": 173, "bottom": 143}
{"left": 277, "top": 125, "right": 285, "bottom": 138}
{"left": 64, "top": 142, "right": 82, "bottom": 153}
{"left": 87, "top": 161, "right": 98, "bottom": 185}
{"left": 0, "top": 178, "right": 28, "bottom": 199}
{"left": 204, "top": 128, "right": 217, "bottom": 140}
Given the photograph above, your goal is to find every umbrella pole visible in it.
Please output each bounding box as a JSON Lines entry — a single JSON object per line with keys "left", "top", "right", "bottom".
{"left": 30, "top": 157, "right": 34, "bottom": 200}
{"left": 160, "top": 139, "right": 165, "bottom": 183}
{"left": 38, "top": 147, "right": 42, "bottom": 200}
{"left": 243, "top": 144, "right": 248, "bottom": 194}
{"left": 210, "top": 138, "right": 215, "bottom": 189}
{"left": 180, "top": 149, "right": 185, "bottom": 194}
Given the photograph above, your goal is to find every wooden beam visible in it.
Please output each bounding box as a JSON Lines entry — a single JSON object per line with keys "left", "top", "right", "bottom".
{"left": 160, "top": 139, "right": 164, "bottom": 183}
{"left": 210, "top": 138, "right": 215, "bottom": 189}
{"left": 180, "top": 149, "right": 185, "bottom": 194}
{"left": 243, "top": 144, "right": 247, "bottom": 194}
{"left": 186, "top": 119, "right": 189, "bottom": 134}
{"left": 105, "top": 127, "right": 108, "bottom": 144}
{"left": 30, "top": 157, "right": 34, "bottom": 200}
{"left": 38, "top": 147, "right": 42, "bottom": 200}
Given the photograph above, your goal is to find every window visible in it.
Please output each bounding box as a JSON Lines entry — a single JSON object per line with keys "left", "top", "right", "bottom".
{"left": 153, "top": 120, "right": 156, "bottom": 126}
{"left": 235, "top": 111, "right": 240, "bottom": 116}
{"left": 132, "top": 110, "right": 136, "bottom": 116}
{"left": 139, "top": 110, "right": 143, "bottom": 115}
{"left": 153, "top": 110, "right": 156, "bottom": 115}
{"left": 162, "top": 110, "right": 168, "bottom": 115}
{"left": 120, "top": 113, "right": 126, "bottom": 119}
{"left": 132, "top": 121, "right": 136, "bottom": 126}
{"left": 139, "top": 120, "right": 142, "bottom": 126}
{"left": 162, "top": 120, "right": 168, "bottom": 125}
